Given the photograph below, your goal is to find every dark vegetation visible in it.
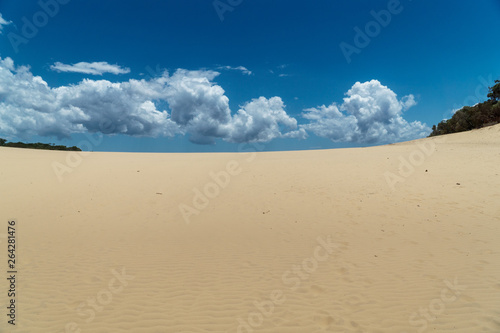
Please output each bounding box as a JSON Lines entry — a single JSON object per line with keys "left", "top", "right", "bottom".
{"left": 429, "top": 80, "right": 500, "bottom": 137}
{"left": 0, "top": 138, "right": 81, "bottom": 151}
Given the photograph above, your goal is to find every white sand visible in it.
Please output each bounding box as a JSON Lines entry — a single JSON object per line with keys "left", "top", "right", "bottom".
{"left": 1, "top": 124, "right": 499, "bottom": 332}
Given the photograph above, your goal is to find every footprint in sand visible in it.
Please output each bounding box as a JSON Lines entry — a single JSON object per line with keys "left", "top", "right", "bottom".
{"left": 461, "top": 295, "right": 476, "bottom": 303}
{"left": 317, "top": 315, "right": 335, "bottom": 328}
{"left": 314, "top": 311, "right": 336, "bottom": 329}
{"left": 344, "top": 294, "right": 366, "bottom": 309}
{"left": 310, "top": 285, "right": 325, "bottom": 297}
{"left": 338, "top": 266, "right": 349, "bottom": 276}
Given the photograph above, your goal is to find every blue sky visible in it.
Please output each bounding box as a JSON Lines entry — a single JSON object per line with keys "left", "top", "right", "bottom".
{"left": 0, "top": 0, "right": 499, "bottom": 152}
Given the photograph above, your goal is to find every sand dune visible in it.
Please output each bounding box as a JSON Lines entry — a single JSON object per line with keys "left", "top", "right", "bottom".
{"left": 1, "top": 125, "right": 500, "bottom": 332}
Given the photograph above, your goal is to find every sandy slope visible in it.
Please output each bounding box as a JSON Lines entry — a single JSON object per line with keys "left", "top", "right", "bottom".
{"left": 1, "top": 125, "right": 499, "bottom": 333}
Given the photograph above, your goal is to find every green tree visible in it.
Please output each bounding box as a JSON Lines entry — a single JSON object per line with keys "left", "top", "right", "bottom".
{"left": 487, "top": 80, "right": 500, "bottom": 102}
{"left": 429, "top": 77, "right": 500, "bottom": 137}
{"left": 0, "top": 138, "right": 6, "bottom": 146}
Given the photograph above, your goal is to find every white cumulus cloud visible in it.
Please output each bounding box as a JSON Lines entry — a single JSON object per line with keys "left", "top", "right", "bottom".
{"left": 0, "top": 13, "right": 11, "bottom": 33}
{"left": 0, "top": 59, "right": 429, "bottom": 146}
{"left": 163, "top": 69, "right": 300, "bottom": 144}
{"left": 227, "top": 96, "right": 307, "bottom": 143}
{"left": 302, "top": 80, "right": 429, "bottom": 144}
{"left": 217, "top": 65, "right": 253, "bottom": 75}
{"left": 0, "top": 58, "right": 301, "bottom": 144}
{"left": 0, "top": 58, "right": 178, "bottom": 139}
{"left": 50, "top": 61, "right": 131, "bottom": 75}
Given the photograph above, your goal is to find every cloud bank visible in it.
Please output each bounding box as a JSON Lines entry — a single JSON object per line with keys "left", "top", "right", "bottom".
{"left": 50, "top": 62, "right": 131, "bottom": 75}
{"left": 301, "top": 80, "right": 429, "bottom": 144}
{"left": 0, "top": 58, "right": 428, "bottom": 145}
{"left": 0, "top": 58, "right": 301, "bottom": 144}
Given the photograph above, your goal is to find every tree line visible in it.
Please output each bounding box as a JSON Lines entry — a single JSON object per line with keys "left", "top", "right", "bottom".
{"left": 0, "top": 138, "right": 81, "bottom": 151}
{"left": 429, "top": 80, "right": 500, "bottom": 137}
